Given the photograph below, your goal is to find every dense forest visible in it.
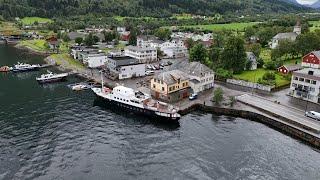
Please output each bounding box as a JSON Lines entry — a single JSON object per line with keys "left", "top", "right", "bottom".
{"left": 0, "top": 0, "right": 312, "bottom": 19}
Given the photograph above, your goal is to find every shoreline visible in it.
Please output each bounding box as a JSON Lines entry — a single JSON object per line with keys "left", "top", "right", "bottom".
{"left": 14, "top": 43, "right": 51, "bottom": 56}
{"left": 10, "top": 43, "right": 320, "bottom": 149}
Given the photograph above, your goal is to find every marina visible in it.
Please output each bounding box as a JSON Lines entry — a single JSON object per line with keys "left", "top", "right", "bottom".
{"left": 1, "top": 36, "right": 320, "bottom": 180}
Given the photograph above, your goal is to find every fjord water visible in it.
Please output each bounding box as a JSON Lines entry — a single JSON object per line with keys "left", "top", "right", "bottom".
{"left": 0, "top": 45, "right": 320, "bottom": 180}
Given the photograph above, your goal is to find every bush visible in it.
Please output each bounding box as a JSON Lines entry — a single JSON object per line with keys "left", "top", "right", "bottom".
{"left": 215, "top": 68, "right": 233, "bottom": 79}
{"left": 258, "top": 71, "right": 276, "bottom": 85}
{"left": 213, "top": 87, "right": 224, "bottom": 105}
{"left": 264, "top": 60, "right": 283, "bottom": 70}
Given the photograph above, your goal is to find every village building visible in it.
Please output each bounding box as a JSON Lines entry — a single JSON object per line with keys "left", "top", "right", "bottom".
{"left": 46, "top": 37, "right": 59, "bottom": 52}
{"left": 289, "top": 68, "right": 320, "bottom": 104}
{"left": 277, "top": 64, "right": 303, "bottom": 75}
{"left": 82, "top": 53, "right": 108, "bottom": 68}
{"left": 270, "top": 21, "right": 301, "bottom": 49}
{"left": 246, "top": 52, "right": 258, "bottom": 70}
{"left": 150, "top": 70, "right": 190, "bottom": 102}
{"left": 70, "top": 46, "right": 99, "bottom": 60}
{"left": 180, "top": 62, "right": 215, "bottom": 94}
{"left": 302, "top": 51, "right": 320, "bottom": 69}
{"left": 125, "top": 46, "right": 157, "bottom": 63}
{"left": 161, "top": 46, "right": 188, "bottom": 58}
{"left": 106, "top": 56, "right": 146, "bottom": 80}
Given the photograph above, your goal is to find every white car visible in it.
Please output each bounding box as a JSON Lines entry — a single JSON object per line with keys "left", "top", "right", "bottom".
{"left": 305, "top": 111, "right": 320, "bottom": 121}
{"left": 146, "top": 71, "right": 155, "bottom": 76}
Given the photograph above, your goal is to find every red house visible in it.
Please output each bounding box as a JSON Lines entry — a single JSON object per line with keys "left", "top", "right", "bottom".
{"left": 302, "top": 51, "right": 320, "bottom": 69}
{"left": 277, "top": 64, "right": 303, "bottom": 75}
{"left": 120, "top": 31, "right": 130, "bottom": 41}
{"left": 46, "top": 36, "right": 60, "bottom": 52}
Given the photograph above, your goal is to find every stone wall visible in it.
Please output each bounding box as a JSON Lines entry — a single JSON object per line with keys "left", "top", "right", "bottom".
{"left": 227, "top": 79, "right": 274, "bottom": 92}
{"left": 179, "top": 104, "right": 320, "bottom": 149}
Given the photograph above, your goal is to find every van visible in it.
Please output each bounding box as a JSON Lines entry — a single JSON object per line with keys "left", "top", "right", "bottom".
{"left": 305, "top": 111, "right": 320, "bottom": 121}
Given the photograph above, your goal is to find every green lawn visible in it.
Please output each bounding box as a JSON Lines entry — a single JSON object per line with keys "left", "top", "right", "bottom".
{"left": 260, "top": 48, "right": 272, "bottom": 62}
{"left": 19, "top": 39, "right": 49, "bottom": 52}
{"left": 234, "top": 69, "right": 290, "bottom": 87}
{"left": 309, "top": 21, "right": 320, "bottom": 32}
{"left": 20, "top": 17, "right": 53, "bottom": 25}
{"left": 173, "top": 22, "right": 259, "bottom": 31}
{"left": 50, "top": 53, "right": 85, "bottom": 70}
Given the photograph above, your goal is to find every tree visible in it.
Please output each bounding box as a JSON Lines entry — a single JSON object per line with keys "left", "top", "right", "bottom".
{"left": 244, "top": 26, "right": 255, "bottom": 40}
{"left": 220, "top": 36, "right": 247, "bottom": 74}
{"left": 154, "top": 28, "right": 171, "bottom": 40}
{"left": 189, "top": 43, "right": 207, "bottom": 63}
{"left": 208, "top": 47, "right": 221, "bottom": 65}
{"left": 247, "top": 43, "right": 261, "bottom": 57}
{"left": 75, "top": 37, "right": 83, "bottom": 44}
{"left": 213, "top": 87, "right": 224, "bottom": 105}
{"left": 129, "top": 29, "right": 137, "bottom": 45}
{"left": 185, "top": 38, "right": 195, "bottom": 49}
{"left": 93, "top": 35, "right": 100, "bottom": 43}
{"left": 84, "top": 33, "right": 95, "bottom": 46}
{"left": 62, "top": 33, "right": 70, "bottom": 42}
{"left": 296, "top": 32, "right": 320, "bottom": 55}
{"left": 103, "top": 31, "right": 115, "bottom": 43}
{"left": 256, "top": 27, "right": 275, "bottom": 47}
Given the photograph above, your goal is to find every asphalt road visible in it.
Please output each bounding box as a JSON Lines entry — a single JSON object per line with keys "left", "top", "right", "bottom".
{"left": 237, "top": 94, "right": 320, "bottom": 134}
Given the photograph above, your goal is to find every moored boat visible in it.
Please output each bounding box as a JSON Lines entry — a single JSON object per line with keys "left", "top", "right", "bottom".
{"left": 36, "top": 71, "right": 68, "bottom": 84}
{"left": 0, "top": 66, "right": 11, "bottom": 72}
{"left": 11, "top": 62, "right": 40, "bottom": 72}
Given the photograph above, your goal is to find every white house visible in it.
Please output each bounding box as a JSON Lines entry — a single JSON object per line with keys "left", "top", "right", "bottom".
{"left": 106, "top": 56, "right": 146, "bottom": 80}
{"left": 82, "top": 53, "right": 108, "bottom": 68}
{"left": 125, "top": 46, "right": 157, "bottom": 63}
{"left": 162, "top": 46, "right": 188, "bottom": 58}
{"left": 270, "top": 21, "right": 301, "bottom": 49}
{"left": 289, "top": 68, "right": 320, "bottom": 104}
{"left": 179, "top": 61, "right": 215, "bottom": 94}
{"left": 246, "top": 52, "right": 258, "bottom": 70}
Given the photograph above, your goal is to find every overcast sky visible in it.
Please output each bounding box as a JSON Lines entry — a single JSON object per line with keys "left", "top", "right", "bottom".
{"left": 296, "top": 0, "right": 318, "bottom": 5}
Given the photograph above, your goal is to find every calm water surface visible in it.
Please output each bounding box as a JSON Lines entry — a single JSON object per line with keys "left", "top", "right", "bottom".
{"left": 0, "top": 45, "right": 320, "bottom": 180}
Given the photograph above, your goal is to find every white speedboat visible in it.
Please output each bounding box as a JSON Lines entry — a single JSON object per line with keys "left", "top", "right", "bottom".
{"left": 36, "top": 71, "right": 68, "bottom": 84}
{"left": 12, "top": 62, "right": 40, "bottom": 72}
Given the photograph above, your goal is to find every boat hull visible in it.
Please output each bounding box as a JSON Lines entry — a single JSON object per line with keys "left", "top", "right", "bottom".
{"left": 36, "top": 77, "right": 67, "bottom": 84}
{"left": 94, "top": 95, "right": 180, "bottom": 123}
{"left": 12, "top": 67, "right": 39, "bottom": 72}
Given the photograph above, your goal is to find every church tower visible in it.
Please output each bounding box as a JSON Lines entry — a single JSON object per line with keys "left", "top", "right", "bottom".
{"left": 293, "top": 20, "right": 301, "bottom": 35}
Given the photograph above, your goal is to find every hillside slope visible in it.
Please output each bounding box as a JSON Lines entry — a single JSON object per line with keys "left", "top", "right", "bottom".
{"left": 0, "top": 0, "right": 312, "bottom": 19}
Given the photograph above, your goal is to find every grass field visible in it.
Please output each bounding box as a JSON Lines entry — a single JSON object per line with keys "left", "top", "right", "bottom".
{"left": 19, "top": 40, "right": 49, "bottom": 52}
{"left": 0, "top": 21, "right": 22, "bottom": 35}
{"left": 50, "top": 53, "right": 85, "bottom": 70}
{"left": 309, "top": 21, "right": 320, "bottom": 32}
{"left": 234, "top": 68, "right": 290, "bottom": 87}
{"left": 20, "top": 17, "right": 53, "bottom": 25}
{"left": 175, "top": 22, "right": 259, "bottom": 31}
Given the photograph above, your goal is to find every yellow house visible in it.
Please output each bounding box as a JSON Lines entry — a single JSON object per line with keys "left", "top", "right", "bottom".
{"left": 151, "top": 70, "right": 190, "bottom": 102}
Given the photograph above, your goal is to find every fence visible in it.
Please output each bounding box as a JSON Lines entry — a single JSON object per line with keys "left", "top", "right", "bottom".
{"left": 226, "top": 79, "right": 275, "bottom": 92}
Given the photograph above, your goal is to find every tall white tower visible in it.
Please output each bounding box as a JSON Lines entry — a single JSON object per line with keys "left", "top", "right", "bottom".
{"left": 293, "top": 20, "right": 301, "bottom": 35}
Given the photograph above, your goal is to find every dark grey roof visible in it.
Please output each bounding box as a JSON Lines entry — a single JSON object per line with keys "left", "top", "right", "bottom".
{"left": 190, "top": 79, "right": 200, "bottom": 84}
{"left": 281, "top": 64, "right": 303, "bottom": 71}
{"left": 154, "top": 70, "right": 189, "bottom": 85}
{"left": 173, "top": 61, "right": 213, "bottom": 77}
{"left": 107, "top": 56, "right": 139, "bottom": 67}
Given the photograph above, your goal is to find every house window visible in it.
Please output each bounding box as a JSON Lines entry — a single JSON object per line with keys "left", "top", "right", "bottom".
{"left": 312, "top": 80, "right": 317, "bottom": 85}
{"left": 153, "top": 84, "right": 156, "bottom": 88}
{"left": 294, "top": 76, "right": 298, "bottom": 80}
{"left": 162, "top": 87, "right": 165, "bottom": 91}
{"left": 154, "top": 79, "right": 156, "bottom": 82}
{"left": 299, "top": 78, "right": 304, "bottom": 82}
{"left": 306, "top": 79, "right": 311, "bottom": 83}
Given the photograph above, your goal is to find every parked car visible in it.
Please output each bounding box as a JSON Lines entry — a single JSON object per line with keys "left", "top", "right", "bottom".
{"left": 189, "top": 93, "right": 198, "bottom": 100}
{"left": 146, "top": 65, "right": 152, "bottom": 69}
{"left": 151, "top": 65, "right": 157, "bottom": 70}
{"left": 305, "top": 111, "right": 320, "bottom": 121}
{"left": 146, "top": 70, "right": 155, "bottom": 76}
{"left": 167, "top": 61, "right": 173, "bottom": 65}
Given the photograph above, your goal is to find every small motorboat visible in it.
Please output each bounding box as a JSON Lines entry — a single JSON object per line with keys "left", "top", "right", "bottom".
{"left": 36, "top": 71, "right": 68, "bottom": 84}
{"left": 12, "top": 62, "right": 40, "bottom": 72}
{"left": 0, "top": 66, "right": 11, "bottom": 72}
{"left": 68, "top": 83, "right": 93, "bottom": 91}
